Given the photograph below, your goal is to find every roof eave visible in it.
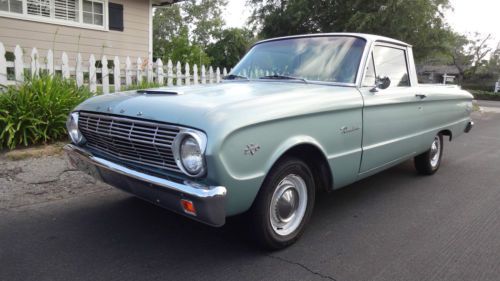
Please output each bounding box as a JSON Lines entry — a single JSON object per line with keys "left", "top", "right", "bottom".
{"left": 152, "top": 0, "right": 183, "bottom": 7}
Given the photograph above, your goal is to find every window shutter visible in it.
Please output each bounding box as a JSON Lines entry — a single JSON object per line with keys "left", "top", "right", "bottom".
{"left": 108, "top": 3, "right": 123, "bottom": 31}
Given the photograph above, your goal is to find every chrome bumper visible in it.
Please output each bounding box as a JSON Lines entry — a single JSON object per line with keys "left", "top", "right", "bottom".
{"left": 64, "top": 144, "right": 227, "bottom": 226}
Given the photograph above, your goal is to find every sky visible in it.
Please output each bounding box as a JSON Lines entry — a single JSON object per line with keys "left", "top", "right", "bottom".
{"left": 223, "top": 0, "right": 500, "bottom": 50}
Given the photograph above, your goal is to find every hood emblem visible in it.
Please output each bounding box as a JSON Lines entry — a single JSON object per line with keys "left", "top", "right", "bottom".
{"left": 244, "top": 144, "right": 261, "bottom": 156}
{"left": 106, "top": 106, "right": 112, "bottom": 112}
{"left": 120, "top": 109, "right": 126, "bottom": 113}
{"left": 137, "top": 112, "right": 144, "bottom": 117}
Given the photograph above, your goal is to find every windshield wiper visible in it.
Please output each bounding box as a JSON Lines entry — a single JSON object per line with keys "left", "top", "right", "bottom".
{"left": 223, "top": 74, "right": 249, "bottom": 80}
{"left": 258, "top": 74, "right": 308, "bottom": 83}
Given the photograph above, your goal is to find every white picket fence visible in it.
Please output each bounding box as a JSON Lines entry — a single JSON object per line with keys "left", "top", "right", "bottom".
{"left": 0, "top": 41, "right": 228, "bottom": 94}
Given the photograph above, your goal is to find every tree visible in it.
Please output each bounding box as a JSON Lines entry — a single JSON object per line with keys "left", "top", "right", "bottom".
{"left": 183, "top": 0, "right": 228, "bottom": 47}
{"left": 153, "top": 5, "right": 184, "bottom": 60}
{"left": 448, "top": 33, "right": 493, "bottom": 81}
{"left": 153, "top": 0, "right": 227, "bottom": 65}
{"left": 248, "top": 0, "right": 454, "bottom": 62}
{"left": 206, "top": 28, "right": 255, "bottom": 68}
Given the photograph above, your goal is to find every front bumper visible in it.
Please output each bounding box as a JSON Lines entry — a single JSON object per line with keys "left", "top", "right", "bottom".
{"left": 64, "top": 144, "right": 227, "bottom": 226}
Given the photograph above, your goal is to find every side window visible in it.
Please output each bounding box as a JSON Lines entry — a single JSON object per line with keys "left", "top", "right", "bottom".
{"left": 373, "top": 46, "right": 410, "bottom": 87}
{"left": 362, "top": 53, "right": 376, "bottom": 87}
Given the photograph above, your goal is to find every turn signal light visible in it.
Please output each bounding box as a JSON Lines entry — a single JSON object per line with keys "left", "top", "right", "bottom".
{"left": 181, "top": 199, "right": 197, "bottom": 216}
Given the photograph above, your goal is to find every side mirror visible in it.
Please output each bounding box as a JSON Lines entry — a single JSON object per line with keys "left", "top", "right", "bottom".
{"left": 371, "top": 76, "right": 391, "bottom": 92}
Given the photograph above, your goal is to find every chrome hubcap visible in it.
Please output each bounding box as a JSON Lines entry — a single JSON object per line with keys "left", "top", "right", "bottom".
{"left": 430, "top": 136, "right": 441, "bottom": 168}
{"left": 270, "top": 174, "right": 307, "bottom": 236}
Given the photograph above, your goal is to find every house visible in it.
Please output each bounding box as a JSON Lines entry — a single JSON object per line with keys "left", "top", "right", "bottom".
{"left": 417, "top": 64, "right": 460, "bottom": 84}
{"left": 0, "top": 0, "right": 181, "bottom": 63}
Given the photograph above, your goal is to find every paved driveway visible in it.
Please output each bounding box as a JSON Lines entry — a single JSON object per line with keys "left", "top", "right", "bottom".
{"left": 1, "top": 107, "right": 500, "bottom": 281}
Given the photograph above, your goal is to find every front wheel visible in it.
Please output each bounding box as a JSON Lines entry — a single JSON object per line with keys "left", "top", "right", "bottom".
{"left": 249, "top": 157, "right": 315, "bottom": 250}
{"left": 414, "top": 134, "right": 443, "bottom": 175}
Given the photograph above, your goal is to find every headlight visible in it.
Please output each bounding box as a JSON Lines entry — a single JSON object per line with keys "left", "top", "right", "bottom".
{"left": 66, "top": 112, "right": 86, "bottom": 145}
{"left": 173, "top": 130, "right": 206, "bottom": 177}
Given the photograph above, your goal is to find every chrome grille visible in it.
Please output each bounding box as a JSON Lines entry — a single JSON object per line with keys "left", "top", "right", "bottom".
{"left": 78, "top": 112, "right": 182, "bottom": 173}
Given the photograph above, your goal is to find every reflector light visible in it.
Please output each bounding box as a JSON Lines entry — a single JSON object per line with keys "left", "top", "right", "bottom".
{"left": 181, "top": 199, "right": 197, "bottom": 216}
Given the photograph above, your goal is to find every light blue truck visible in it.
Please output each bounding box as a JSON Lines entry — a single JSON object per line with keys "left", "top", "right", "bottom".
{"left": 65, "top": 33, "right": 474, "bottom": 249}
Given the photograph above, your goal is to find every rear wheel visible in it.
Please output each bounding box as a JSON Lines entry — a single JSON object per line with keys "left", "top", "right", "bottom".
{"left": 249, "top": 157, "right": 315, "bottom": 250}
{"left": 414, "top": 134, "right": 443, "bottom": 175}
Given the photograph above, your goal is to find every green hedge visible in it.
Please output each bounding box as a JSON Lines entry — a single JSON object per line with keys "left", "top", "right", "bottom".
{"left": 470, "top": 90, "right": 500, "bottom": 101}
{"left": 0, "top": 75, "right": 93, "bottom": 149}
{"left": 462, "top": 83, "right": 497, "bottom": 92}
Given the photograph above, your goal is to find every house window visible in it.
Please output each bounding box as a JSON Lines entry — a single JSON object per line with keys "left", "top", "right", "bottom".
{"left": 0, "top": 0, "right": 107, "bottom": 28}
{"left": 27, "top": 0, "right": 51, "bottom": 17}
{"left": 83, "top": 0, "right": 103, "bottom": 26}
{"left": 0, "top": 0, "right": 23, "bottom": 13}
{"left": 54, "top": 0, "right": 79, "bottom": 22}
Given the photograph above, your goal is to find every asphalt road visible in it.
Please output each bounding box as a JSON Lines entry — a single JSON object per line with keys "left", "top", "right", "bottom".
{"left": 1, "top": 108, "right": 500, "bottom": 281}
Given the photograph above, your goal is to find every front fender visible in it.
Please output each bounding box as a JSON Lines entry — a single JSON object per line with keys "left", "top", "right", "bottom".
{"left": 212, "top": 109, "right": 361, "bottom": 216}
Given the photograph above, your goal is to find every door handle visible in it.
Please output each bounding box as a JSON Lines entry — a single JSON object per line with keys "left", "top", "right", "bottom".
{"left": 415, "top": 94, "right": 427, "bottom": 99}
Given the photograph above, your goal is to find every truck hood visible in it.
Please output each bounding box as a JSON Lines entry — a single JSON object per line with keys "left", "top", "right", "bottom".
{"left": 75, "top": 81, "right": 361, "bottom": 131}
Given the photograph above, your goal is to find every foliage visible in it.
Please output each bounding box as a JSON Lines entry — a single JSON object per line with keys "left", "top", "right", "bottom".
{"left": 248, "top": 0, "right": 453, "bottom": 62}
{"left": 153, "top": 0, "right": 227, "bottom": 66}
{"left": 0, "top": 75, "right": 92, "bottom": 149}
{"left": 470, "top": 90, "right": 500, "bottom": 101}
{"left": 206, "top": 28, "right": 256, "bottom": 68}
{"left": 481, "top": 47, "right": 500, "bottom": 78}
{"left": 182, "top": 0, "right": 228, "bottom": 47}
{"left": 447, "top": 33, "right": 494, "bottom": 82}
{"left": 162, "top": 27, "right": 212, "bottom": 66}
{"left": 123, "top": 80, "right": 163, "bottom": 91}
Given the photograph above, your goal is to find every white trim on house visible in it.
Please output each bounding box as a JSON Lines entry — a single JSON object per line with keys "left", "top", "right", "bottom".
{"left": 0, "top": 0, "right": 109, "bottom": 31}
{"left": 148, "top": 0, "right": 153, "bottom": 60}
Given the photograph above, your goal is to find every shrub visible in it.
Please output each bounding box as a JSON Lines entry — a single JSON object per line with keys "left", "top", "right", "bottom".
{"left": 0, "top": 75, "right": 93, "bottom": 149}
{"left": 470, "top": 90, "right": 500, "bottom": 101}
{"left": 462, "top": 83, "right": 497, "bottom": 92}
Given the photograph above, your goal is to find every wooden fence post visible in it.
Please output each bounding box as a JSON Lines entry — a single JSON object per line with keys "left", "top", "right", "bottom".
{"left": 76, "top": 53, "right": 83, "bottom": 87}
{"left": 136, "top": 57, "right": 143, "bottom": 84}
{"left": 89, "top": 54, "right": 97, "bottom": 93}
{"left": 125, "top": 56, "right": 132, "bottom": 87}
{"left": 193, "top": 64, "right": 198, "bottom": 85}
{"left": 167, "top": 59, "right": 173, "bottom": 86}
{"left": 114, "top": 56, "right": 121, "bottom": 92}
{"left": 14, "top": 45, "right": 23, "bottom": 82}
{"left": 102, "top": 55, "right": 109, "bottom": 94}
{"left": 31, "top": 48, "right": 40, "bottom": 77}
{"left": 185, "top": 62, "right": 190, "bottom": 86}
{"left": 62, "top": 52, "right": 70, "bottom": 79}
{"left": 201, "top": 65, "right": 206, "bottom": 84}
{"left": 47, "top": 49, "right": 54, "bottom": 75}
{"left": 176, "top": 61, "right": 182, "bottom": 86}
{"left": 156, "top": 58, "right": 164, "bottom": 85}
{"left": 147, "top": 57, "right": 153, "bottom": 83}
{"left": 208, "top": 66, "right": 214, "bottom": 84}
{"left": 216, "top": 67, "right": 220, "bottom": 83}
{"left": 0, "top": 42, "right": 6, "bottom": 85}
{"left": 223, "top": 67, "right": 227, "bottom": 77}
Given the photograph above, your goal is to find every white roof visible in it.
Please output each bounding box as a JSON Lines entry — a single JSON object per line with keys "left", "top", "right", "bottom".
{"left": 256, "top": 33, "right": 411, "bottom": 47}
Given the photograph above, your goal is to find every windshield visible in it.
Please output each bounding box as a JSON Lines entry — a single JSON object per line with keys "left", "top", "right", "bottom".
{"left": 229, "top": 36, "right": 366, "bottom": 84}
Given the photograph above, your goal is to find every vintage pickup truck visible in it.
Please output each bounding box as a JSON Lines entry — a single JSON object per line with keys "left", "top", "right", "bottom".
{"left": 65, "top": 33, "right": 474, "bottom": 249}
